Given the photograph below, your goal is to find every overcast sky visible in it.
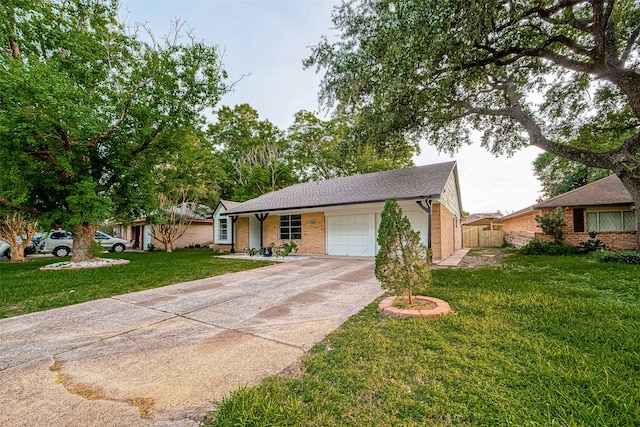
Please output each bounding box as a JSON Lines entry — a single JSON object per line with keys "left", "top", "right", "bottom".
{"left": 122, "top": 0, "right": 543, "bottom": 214}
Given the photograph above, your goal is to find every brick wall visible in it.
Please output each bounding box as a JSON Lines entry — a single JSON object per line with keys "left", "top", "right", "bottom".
{"left": 503, "top": 207, "right": 638, "bottom": 250}
{"left": 300, "top": 212, "right": 325, "bottom": 254}
{"left": 539, "top": 208, "right": 637, "bottom": 250}
{"left": 502, "top": 209, "right": 542, "bottom": 248}
{"left": 226, "top": 217, "right": 249, "bottom": 253}
{"left": 150, "top": 222, "right": 213, "bottom": 250}
{"left": 432, "top": 204, "right": 442, "bottom": 260}
{"left": 261, "top": 212, "right": 325, "bottom": 254}
{"left": 431, "top": 204, "right": 462, "bottom": 260}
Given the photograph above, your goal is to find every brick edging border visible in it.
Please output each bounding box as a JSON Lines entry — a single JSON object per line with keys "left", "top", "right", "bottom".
{"left": 378, "top": 296, "right": 452, "bottom": 318}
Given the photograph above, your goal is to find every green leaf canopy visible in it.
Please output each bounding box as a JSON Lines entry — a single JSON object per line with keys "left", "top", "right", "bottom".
{"left": 0, "top": 0, "right": 229, "bottom": 230}
{"left": 307, "top": 0, "right": 640, "bottom": 248}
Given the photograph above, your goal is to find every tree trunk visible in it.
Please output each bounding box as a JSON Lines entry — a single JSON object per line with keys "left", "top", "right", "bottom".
{"left": 7, "top": 240, "right": 26, "bottom": 262}
{"left": 0, "top": 213, "right": 37, "bottom": 262}
{"left": 71, "top": 223, "right": 99, "bottom": 262}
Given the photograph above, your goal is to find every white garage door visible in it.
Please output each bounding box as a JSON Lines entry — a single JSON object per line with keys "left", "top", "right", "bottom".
{"left": 326, "top": 214, "right": 376, "bottom": 256}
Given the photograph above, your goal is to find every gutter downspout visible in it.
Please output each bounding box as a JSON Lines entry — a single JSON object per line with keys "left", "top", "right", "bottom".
{"left": 230, "top": 216, "right": 238, "bottom": 253}
{"left": 255, "top": 213, "right": 269, "bottom": 248}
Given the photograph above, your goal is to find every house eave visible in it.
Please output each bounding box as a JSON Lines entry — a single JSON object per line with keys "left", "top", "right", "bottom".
{"left": 222, "top": 194, "right": 442, "bottom": 217}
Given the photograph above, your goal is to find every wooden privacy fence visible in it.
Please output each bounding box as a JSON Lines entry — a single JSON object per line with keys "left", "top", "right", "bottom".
{"left": 463, "top": 227, "right": 504, "bottom": 248}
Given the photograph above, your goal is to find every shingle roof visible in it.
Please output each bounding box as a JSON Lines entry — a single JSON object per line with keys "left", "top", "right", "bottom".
{"left": 534, "top": 175, "right": 632, "bottom": 208}
{"left": 462, "top": 212, "right": 502, "bottom": 226}
{"left": 219, "top": 200, "right": 242, "bottom": 210}
{"left": 501, "top": 206, "right": 537, "bottom": 220}
{"left": 224, "top": 161, "right": 457, "bottom": 215}
{"left": 174, "top": 203, "right": 213, "bottom": 220}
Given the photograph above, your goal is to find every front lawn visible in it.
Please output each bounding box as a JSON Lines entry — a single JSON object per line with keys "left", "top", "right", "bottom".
{"left": 0, "top": 251, "right": 273, "bottom": 318}
{"left": 206, "top": 253, "right": 640, "bottom": 426}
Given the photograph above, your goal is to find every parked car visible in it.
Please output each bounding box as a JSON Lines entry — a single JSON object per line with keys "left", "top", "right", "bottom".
{"left": 31, "top": 232, "right": 46, "bottom": 248}
{"left": 41, "top": 230, "right": 130, "bottom": 257}
{"left": 0, "top": 237, "right": 36, "bottom": 260}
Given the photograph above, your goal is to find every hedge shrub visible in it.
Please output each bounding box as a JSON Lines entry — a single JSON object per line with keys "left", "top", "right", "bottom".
{"left": 520, "top": 239, "right": 578, "bottom": 255}
{"left": 592, "top": 250, "right": 640, "bottom": 265}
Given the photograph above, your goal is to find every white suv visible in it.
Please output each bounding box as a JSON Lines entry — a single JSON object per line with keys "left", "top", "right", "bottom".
{"left": 41, "top": 230, "right": 130, "bottom": 257}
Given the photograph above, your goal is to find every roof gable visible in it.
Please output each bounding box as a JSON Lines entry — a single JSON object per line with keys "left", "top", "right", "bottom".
{"left": 213, "top": 199, "right": 242, "bottom": 216}
{"left": 534, "top": 175, "right": 632, "bottom": 209}
{"left": 225, "top": 161, "right": 459, "bottom": 215}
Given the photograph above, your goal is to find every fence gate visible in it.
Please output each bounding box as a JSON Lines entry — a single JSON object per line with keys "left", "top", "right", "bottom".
{"left": 463, "top": 227, "right": 504, "bottom": 248}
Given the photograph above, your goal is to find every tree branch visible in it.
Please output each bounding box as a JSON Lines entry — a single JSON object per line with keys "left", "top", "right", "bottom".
{"left": 564, "top": 6, "right": 592, "bottom": 33}
{"left": 496, "top": 0, "right": 588, "bottom": 32}
{"left": 53, "top": 124, "right": 75, "bottom": 151}
{"left": 603, "top": 0, "right": 615, "bottom": 30}
{"left": 456, "top": 81, "right": 625, "bottom": 171}
{"left": 459, "top": 36, "right": 595, "bottom": 76}
{"left": 620, "top": 25, "right": 640, "bottom": 64}
{"left": 87, "top": 78, "right": 153, "bottom": 148}
{"left": 619, "top": 130, "right": 640, "bottom": 157}
{"left": 130, "top": 82, "right": 196, "bottom": 157}
{"left": 539, "top": 49, "right": 596, "bottom": 73}
{"left": 31, "top": 148, "right": 59, "bottom": 167}
{"left": 130, "top": 122, "right": 166, "bottom": 156}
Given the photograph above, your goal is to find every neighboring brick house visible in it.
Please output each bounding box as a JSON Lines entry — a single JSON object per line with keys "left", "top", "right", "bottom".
{"left": 116, "top": 204, "right": 214, "bottom": 251}
{"left": 502, "top": 175, "right": 637, "bottom": 250}
{"left": 217, "top": 161, "right": 464, "bottom": 261}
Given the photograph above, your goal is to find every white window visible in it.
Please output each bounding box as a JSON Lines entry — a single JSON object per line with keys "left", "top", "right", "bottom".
{"left": 215, "top": 217, "right": 231, "bottom": 244}
{"left": 279, "top": 214, "right": 302, "bottom": 240}
{"left": 587, "top": 210, "right": 635, "bottom": 232}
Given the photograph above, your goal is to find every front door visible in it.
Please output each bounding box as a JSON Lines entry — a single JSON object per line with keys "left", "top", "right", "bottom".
{"left": 249, "top": 216, "right": 261, "bottom": 249}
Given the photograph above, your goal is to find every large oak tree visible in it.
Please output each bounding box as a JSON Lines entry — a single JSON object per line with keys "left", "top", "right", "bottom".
{"left": 208, "top": 104, "right": 297, "bottom": 201}
{"left": 0, "top": 0, "right": 228, "bottom": 261}
{"left": 287, "top": 110, "right": 415, "bottom": 181}
{"left": 533, "top": 152, "right": 610, "bottom": 199}
{"left": 307, "top": 0, "right": 640, "bottom": 248}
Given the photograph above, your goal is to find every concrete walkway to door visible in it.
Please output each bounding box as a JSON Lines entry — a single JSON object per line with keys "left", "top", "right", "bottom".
{"left": 0, "top": 257, "right": 383, "bottom": 427}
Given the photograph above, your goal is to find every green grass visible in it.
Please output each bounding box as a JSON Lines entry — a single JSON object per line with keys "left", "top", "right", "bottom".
{"left": 0, "top": 250, "right": 273, "bottom": 318}
{"left": 205, "top": 254, "right": 640, "bottom": 426}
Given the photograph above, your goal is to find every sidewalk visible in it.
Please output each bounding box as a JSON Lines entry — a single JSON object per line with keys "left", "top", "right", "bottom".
{"left": 433, "top": 248, "right": 470, "bottom": 268}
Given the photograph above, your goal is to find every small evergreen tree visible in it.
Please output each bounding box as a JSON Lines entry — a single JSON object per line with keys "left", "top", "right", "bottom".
{"left": 535, "top": 207, "right": 567, "bottom": 244}
{"left": 375, "top": 199, "right": 431, "bottom": 304}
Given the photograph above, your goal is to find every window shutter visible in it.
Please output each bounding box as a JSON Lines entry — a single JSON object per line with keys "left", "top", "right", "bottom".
{"left": 573, "top": 209, "right": 585, "bottom": 233}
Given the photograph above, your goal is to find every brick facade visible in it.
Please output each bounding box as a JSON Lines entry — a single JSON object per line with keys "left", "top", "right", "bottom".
{"left": 150, "top": 222, "right": 213, "bottom": 250}
{"left": 228, "top": 206, "right": 463, "bottom": 258}
{"left": 501, "top": 209, "right": 542, "bottom": 248}
{"left": 236, "top": 218, "right": 250, "bottom": 251}
{"left": 431, "top": 203, "right": 463, "bottom": 260}
{"left": 261, "top": 212, "right": 325, "bottom": 254}
{"left": 537, "top": 208, "right": 637, "bottom": 251}
{"left": 502, "top": 207, "right": 638, "bottom": 250}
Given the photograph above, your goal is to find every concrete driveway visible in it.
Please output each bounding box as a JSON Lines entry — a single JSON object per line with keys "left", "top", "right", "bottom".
{"left": 0, "top": 257, "right": 383, "bottom": 427}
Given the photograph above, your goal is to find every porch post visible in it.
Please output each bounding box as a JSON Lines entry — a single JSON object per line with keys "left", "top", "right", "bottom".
{"left": 255, "top": 213, "right": 269, "bottom": 248}
{"left": 230, "top": 216, "right": 238, "bottom": 253}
